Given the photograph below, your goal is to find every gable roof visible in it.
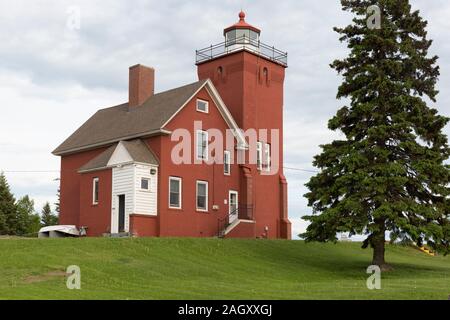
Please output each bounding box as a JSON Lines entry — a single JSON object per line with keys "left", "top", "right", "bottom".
{"left": 78, "top": 139, "right": 159, "bottom": 173}
{"left": 53, "top": 80, "right": 207, "bottom": 155}
{"left": 120, "top": 139, "right": 159, "bottom": 165}
{"left": 53, "top": 79, "right": 247, "bottom": 156}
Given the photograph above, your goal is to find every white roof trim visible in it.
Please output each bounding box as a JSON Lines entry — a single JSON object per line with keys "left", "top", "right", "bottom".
{"left": 78, "top": 161, "right": 159, "bottom": 174}
{"left": 161, "top": 79, "right": 248, "bottom": 148}
{"left": 53, "top": 129, "right": 170, "bottom": 156}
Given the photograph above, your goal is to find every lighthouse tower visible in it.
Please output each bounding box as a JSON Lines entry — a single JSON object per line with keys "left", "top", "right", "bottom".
{"left": 196, "top": 12, "right": 291, "bottom": 239}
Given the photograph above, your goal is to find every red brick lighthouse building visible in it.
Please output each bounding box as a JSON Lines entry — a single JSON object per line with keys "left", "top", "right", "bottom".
{"left": 54, "top": 12, "right": 291, "bottom": 239}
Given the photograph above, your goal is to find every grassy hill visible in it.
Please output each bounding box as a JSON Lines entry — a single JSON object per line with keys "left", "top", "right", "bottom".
{"left": 0, "top": 238, "right": 449, "bottom": 300}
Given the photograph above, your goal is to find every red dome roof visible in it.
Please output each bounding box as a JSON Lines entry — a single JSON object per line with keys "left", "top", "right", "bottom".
{"left": 224, "top": 11, "right": 261, "bottom": 35}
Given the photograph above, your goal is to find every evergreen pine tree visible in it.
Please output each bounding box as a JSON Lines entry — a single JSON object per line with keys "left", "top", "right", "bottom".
{"left": 16, "top": 196, "right": 41, "bottom": 236}
{"left": 40, "top": 202, "right": 58, "bottom": 227}
{"left": 0, "top": 172, "right": 17, "bottom": 235}
{"left": 302, "top": 0, "right": 450, "bottom": 270}
{"left": 55, "top": 187, "right": 60, "bottom": 215}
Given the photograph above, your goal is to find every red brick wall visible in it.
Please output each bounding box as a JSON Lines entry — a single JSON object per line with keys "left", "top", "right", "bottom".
{"left": 130, "top": 214, "right": 158, "bottom": 237}
{"left": 79, "top": 169, "right": 112, "bottom": 236}
{"left": 224, "top": 221, "right": 256, "bottom": 239}
{"left": 197, "top": 51, "right": 291, "bottom": 239}
{"left": 59, "top": 147, "right": 109, "bottom": 227}
{"left": 146, "top": 87, "right": 241, "bottom": 238}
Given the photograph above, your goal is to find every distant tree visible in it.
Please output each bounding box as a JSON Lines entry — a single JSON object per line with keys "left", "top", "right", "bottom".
{"left": 302, "top": 0, "right": 450, "bottom": 270}
{"left": 55, "top": 187, "right": 60, "bottom": 215}
{"left": 40, "top": 202, "right": 58, "bottom": 227}
{"left": 16, "top": 196, "right": 41, "bottom": 236}
{"left": 0, "top": 172, "right": 17, "bottom": 235}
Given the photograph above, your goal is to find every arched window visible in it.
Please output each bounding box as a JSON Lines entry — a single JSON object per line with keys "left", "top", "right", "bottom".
{"left": 263, "top": 67, "right": 269, "bottom": 84}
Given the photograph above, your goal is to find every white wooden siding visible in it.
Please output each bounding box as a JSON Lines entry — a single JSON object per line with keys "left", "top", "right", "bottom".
{"left": 111, "top": 164, "right": 134, "bottom": 233}
{"left": 134, "top": 164, "right": 158, "bottom": 215}
{"left": 111, "top": 163, "right": 159, "bottom": 233}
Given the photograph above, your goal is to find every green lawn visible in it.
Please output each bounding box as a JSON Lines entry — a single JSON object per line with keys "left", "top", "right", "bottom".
{"left": 0, "top": 238, "right": 449, "bottom": 300}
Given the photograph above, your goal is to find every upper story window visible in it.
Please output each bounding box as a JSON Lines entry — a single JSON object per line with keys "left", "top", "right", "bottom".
{"left": 169, "top": 177, "right": 182, "bottom": 209}
{"left": 196, "top": 99, "right": 209, "bottom": 113}
{"left": 224, "top": 150, "right": 231, "bottom": 175}
{"left": 263, "top": 143, "right": 271, "bottom": 172}
{"left": 196, "top": 181, "right": 208, "bottom": 212}
{"left": 92, "top": 177, "right": 99, "bottom": 205}
{"left": 141, "top": 178, "right": 150, "bottom": 191}
{"left": 196, "top": 130, "right": 209, "bottom": 161}
{"left": 256, "top": 142, "right": 263, "bottom": 171}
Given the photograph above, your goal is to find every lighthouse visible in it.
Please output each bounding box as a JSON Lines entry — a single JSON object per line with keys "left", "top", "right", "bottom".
{"left": 196, "top": 11, "right": 291, "bottom": 239}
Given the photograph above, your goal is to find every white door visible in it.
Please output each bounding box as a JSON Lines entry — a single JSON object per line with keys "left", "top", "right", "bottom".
{"left": 229, "top": 191, "right": 238, "bottom": 223}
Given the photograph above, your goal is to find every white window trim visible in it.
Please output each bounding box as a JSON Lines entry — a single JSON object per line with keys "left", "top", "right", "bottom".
{"left": 229, "top": 190, "right": 238, "bottom": 215}
{"left": 196, "top": 130, "right": 209, "bottom": 161}
{"left": 92, "top": 177, "right": 99, "bottom": 205}
{"left": 256, "top": 141, "right": 263, "bottom": 171}
{"left": 264, "top": 143, "right": 271, "bottom": 172}
{"left": 196, "top": 180, "right": 209, "bottom": 212}
{"left": 169, "top": 176, "right": 182, "bottom": 209}
{"left": 196, "top": 99, "right": 209, "bottom": 113}
{"left": 224, "top": 150, "right": 231, "bottom": 176}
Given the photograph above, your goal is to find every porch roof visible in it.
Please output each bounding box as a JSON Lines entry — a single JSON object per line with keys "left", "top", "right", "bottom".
{"left": 78, "top": 139, "right": 159, "bottom": 173}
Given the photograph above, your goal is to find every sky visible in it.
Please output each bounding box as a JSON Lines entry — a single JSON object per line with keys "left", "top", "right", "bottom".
{"left": 0, "top": 0, "right": 449, "bottom": 239}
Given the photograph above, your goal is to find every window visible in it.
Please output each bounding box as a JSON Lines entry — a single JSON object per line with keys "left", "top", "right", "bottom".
{"left": 226, "top": 30, "right": 237, "bottom": 46}
{"left": 256, "top": 141, "right": 263, "bottom": 171}
{"left": 264, "top": 143, "right": 271, "bottom": 172}
{"left": 229, "top": 191, "right": 238, "bottom": 216}
{"left": 250, "top": 30, "right": 259, "bottom": 42}
{"left": 196, "top": 130, "right": 209, "bottom": 161}
{"left": 224, "top": 150, "right": 231, "bottom": 175}
{"left": 169, "top": 177, "right": 182, "bottom": 209}
{"left": 92, "top": 177, "right": 99, "bottom": 205}
{"left": 196, "top": 99, "right": 209, "bottom": 113}
{"left": 236, "top": 29, "right": 250, "bottom": 43}
{"left": 196, "top": 181, "right": 208, "bottom": 212}
{"left": 263, "top": 67, "right": 269, "bottom": 84}
{"left": 141, "top": 178, "right": 150, "bottom": 190}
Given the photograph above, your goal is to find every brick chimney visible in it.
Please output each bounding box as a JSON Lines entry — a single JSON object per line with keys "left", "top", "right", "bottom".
{"left": 128, "top": 64, "right": 155, "bottom": 109}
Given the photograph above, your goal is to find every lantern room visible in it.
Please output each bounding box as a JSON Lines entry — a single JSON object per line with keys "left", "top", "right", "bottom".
{"left": 195, "top": 11, "right": 288, "bottom": 67}
{"left": 223, "top": 11, "right": 260, "bottom": 47}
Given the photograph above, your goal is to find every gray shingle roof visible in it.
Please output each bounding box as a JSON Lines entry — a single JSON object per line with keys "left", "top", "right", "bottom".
{"left": 78, "top": 139, "right": 159, "bottom": 173}
{"left": 78, "top": 144, "right": 117, "bottom": 172}
{"left": 53, "top": 79, "right": 207, "bottom": 155}
{"left": 121, "top": 139, "right": 159, "bottom": 165}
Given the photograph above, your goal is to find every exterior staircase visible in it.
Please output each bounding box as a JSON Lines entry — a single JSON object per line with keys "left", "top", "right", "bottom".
{"left": 217, "top": 204, "right": 254, "bottom": 238}
{"left": 103, "top": 232, "right": 131, "bottom": 238}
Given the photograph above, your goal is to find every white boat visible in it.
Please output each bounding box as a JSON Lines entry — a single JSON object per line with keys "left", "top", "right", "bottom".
{"left": 38, "top": 225, "right": 80, "bottom": 238}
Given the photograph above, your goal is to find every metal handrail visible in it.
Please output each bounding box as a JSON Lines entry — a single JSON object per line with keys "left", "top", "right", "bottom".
{"left": 217, "top": 204, "right": 254, "bottom": 237}
{"left": 196, "top": 36, "right": 288, "bottom": 67}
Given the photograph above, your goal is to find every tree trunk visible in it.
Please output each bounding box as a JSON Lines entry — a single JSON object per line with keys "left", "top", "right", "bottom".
{"left": 371, "top": 222, "right": 393, "bottom": 271}
{"left": 372, "top": 237, "right": 386, "bottom": 266}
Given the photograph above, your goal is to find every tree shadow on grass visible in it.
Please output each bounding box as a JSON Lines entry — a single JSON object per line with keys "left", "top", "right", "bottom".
{"left": 245, "top": 241, "right": 450, "bottom": 281}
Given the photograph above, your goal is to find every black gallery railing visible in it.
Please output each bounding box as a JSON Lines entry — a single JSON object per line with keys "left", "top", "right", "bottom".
{"left": 196, "top": 36, "right": 288, "bottom": 67}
